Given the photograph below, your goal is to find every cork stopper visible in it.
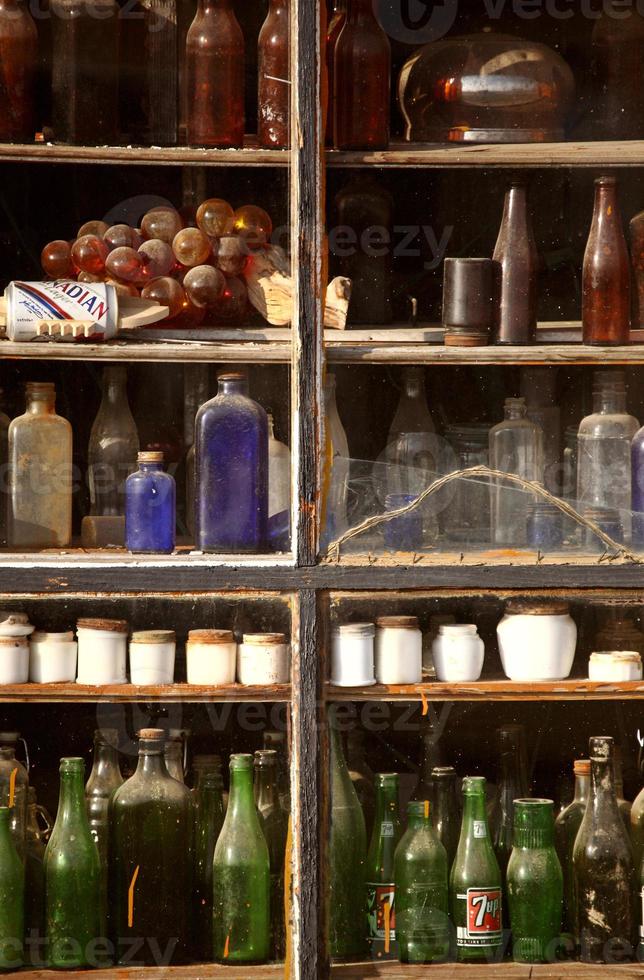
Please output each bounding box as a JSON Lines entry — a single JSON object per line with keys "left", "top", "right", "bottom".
{"left": 375, "top": 615, "right": 419, "bottom": 629}
{"left": 138, "top": 728, "right": 165, "bottom": 740}
{"left": 77, "top": 618, "right": 129, "bottom": 634}
{"left": 574, "top": 759, "right": 590, "bottom": 776}
{"left": 505, "top": 600, "right": 570, "bottom": 617}
{"left": 187, "top": 629, "right": 235, "bottom": 644}
{"left": 242, "top": 633, "right": 286, "bottom": 645}
{"left": 138, "top": 451, "right": 164, "bottom": 464}
{"left": 130, "top": 630, "right": 176, "bottom": 644}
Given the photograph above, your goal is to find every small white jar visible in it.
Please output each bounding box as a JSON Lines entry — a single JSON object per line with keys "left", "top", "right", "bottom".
{"left": 0, "top": 636, "right": 29, "bottom": 683}
{"left": 238, "top": 633, "right": 290, "bottom": 685}
{"left": 186, "top": 629, "right": 237, "bottom": 685}
{"left": 375, "top": 616, "right": 422, "bottom": 684}
{"left": 331, "top": 623, "right": 376, "bottom": 687}
{"left": 497, "top": 601, "right": 577, "bottom": 681}
{"left": 129, "top": 630, "right": 176, "bottom": 685}
{"left": 0, "top": 612, "right": 34, "bottom": 638}
{"left": 431, "top": 624, "right": 484, "bottom": 682}
{"left": 589, "top": 651, "right": 643, "bottom": 682}
{"left": 29, "top": 631, "right": 77, "bottom": 683}
{"left": 76, "top": 618, "right": 129, "bottom": 685}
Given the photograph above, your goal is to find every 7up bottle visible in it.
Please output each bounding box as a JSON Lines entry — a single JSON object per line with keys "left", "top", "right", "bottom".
{"left": 366, "top": 773, "right": 402, "bottom": 960}
{"left": 450, "top": 776, "right": 503, "bottom": 962}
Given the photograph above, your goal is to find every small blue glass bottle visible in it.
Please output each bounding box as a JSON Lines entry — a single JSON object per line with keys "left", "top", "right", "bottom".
{"left": 125, "top": 451, "right": 176, "bottom": 554}
{"left": 195, "top": 373, "right": 268, "bottom": 553}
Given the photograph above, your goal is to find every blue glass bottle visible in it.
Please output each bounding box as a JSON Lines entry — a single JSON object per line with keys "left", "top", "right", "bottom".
{"left": 125, "top": 451, "right": 176, "bottom": 554}
{"left": 195, "top": 373, "right": 268, "bottom": 552}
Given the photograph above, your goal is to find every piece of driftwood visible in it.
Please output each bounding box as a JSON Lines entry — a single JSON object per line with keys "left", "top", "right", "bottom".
{"left": 243, "top": 245, "right": 351, "bottom": 328}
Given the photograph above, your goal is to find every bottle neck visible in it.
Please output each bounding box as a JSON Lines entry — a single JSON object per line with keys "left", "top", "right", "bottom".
{"left": 347, "top": 0, "right": 375, "bottom": 20}
{"left": 229, "top": 764, "right": 255, "bottom": 815}
{"left": 594, "top": 183, "right": 618, "bottom": 220}
{"left": 136, "top": 746, "right": 170, "bottom": 779}
{"left": 462, "top": 791, "right": 488, "bottom": 830}
{"left": 590, "top": 756, "right": 618, "bottom": 814}
{"left": 58, "top": 769, "right": 87, "bottom": 823}
{"left": 103, "top": 372, "right": 127, "bottom": 407}
{"left": 139, "top": 462, "right": 163, "bottom": 474}
{"left": 573, "top": 772, "right": 590, "bottom": 804}
{"left": 26, "top": 395, "right": 55, "bottom": 416}
{"left": 505, "top": 403, "right": 527, "bottom": 421}
{"left": 499, "top": 745, "right": 527, "bottom": 795}
{"left": 592, "top": 387, "right": 627, "bottom": 414}
{"left": 218, "top": 378, "right": 247, "bottom": 398}
{"left": 503, "top": 185, "right": 528, "bottom": 226}
{"left": 255, "top": 763, "right": 279, "bottom": 805}
{"left": 408, "top": 811, "right": 431, "bottom": 832}
{"left": 91, "top": 741, "right": 120, "bottom": 779}
{"left": 373, "top": 783, "right": 398, "bottom": 829}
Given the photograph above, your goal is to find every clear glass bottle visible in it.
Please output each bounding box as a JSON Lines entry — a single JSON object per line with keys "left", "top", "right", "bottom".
{"left": 489, "top": 397, "right": 544, "bottom": 546}
{"left": 490, "top": 725, "right": 530, "bottom": 878}
{"left": 165, "top": 728, "right": 189, "bottom": 783}
{"left": 213, "top": 754, "right": 270, "bottom": 963}
{"left": 365, "top": 772, "right": 402, "bottom": 960}
{"left": 555, "top": 759, "right": 589, "bottom": 935}
{"left": 322, "top": 372, "right": 350, "bottom": 546}
{"left": 268, "top": 413, "right": 290, "bottom": 520}
{"left": 109, "top": 729, "right": 193, "bottom": 965}
{"left": 125, "top": 451, "right": 176, "bottom": 554}
{"left": 427, "top": 766, "right": 460, "bottom": 869}
{"left": 254, "top": 749, "right": 288, "bottom": 960}
{"left": 577, "top": 371, "right": 639, "bottom": 543}
{"left": 88, "top": 367, "right": 139, "bottom": 518}
{"left": 8, "top": 382, "right": 72, "bottom": 549}
{"left": 183, "top": 365, "right": 211, "bottom": 539}
{"left": 520, "top": 368, "right": 561, "bottom": 494}
{"left": 85, "top": 728, "right": 123, "bottom": 932}
{"left": 0, "top": 745, "right": 28, "bottom": 861}
{"left": 263, "top": 730, "right": 290, "bottom": 813}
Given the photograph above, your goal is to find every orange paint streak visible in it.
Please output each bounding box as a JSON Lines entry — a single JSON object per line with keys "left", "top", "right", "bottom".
{"left": 8, "top": 769, "right": 17, "bottom": 808}
{"left": 384, "top": 901, "right": 391, "bottom": 954}
{"left": 223, "top": 934, "right": 230, "bottom": 959}
{"left": 127, "top": 865, "right": 140, "bottom": 928}
{"left": 420, "top": 691, "right": 428, "bottom": 716}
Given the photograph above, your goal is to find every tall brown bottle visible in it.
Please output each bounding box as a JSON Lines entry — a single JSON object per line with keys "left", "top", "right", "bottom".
{"left": 333, "top": 0, "right": 390, "bottom": 150}
{"left": 582, "top": 177, "right": 630, "bottom": 345}
{"left": 492, "top": 183, "right": 538, "bottom": 345}
{"left": 50, "top": 0, "right": 119, "bottom": 145}
{"left": 258, "top": 0, "right": 289, "bottom": 149}
{"left": 0, "top": 0, "right": 37, "bottom": 143}
{"left": 325, "top": 0, "right": 346, "bottom": 145}
{"left": 185, "top": 0, "right": 244, "bottom": 148}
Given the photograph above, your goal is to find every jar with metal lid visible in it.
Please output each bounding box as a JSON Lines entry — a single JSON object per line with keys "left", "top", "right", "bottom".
{"left": 129, "top": 630, "right": 176, "bottom": 685}
{"left": 76, "top": 618, "right": 129, "bottom": 685}
{"left": 29, "top": 631, "right": 77, "bottom": 683}
{"left": 497, "top": 601, "right": 577, "bottom": 681}
{"left": 331, "top": 622, "right": 375, "bottom": 687}
{"left": 526, "top": 500, "right": 564, "bottom": 552}
{"left": 588, "top": 651, "right": 643, "bottom": 682}
{"left": 431, "top": 624, "right": 484, "bottom": 682}
{"left": 0, "top": 636, "right": 29, "bottom": 684}
{"left": 237, "top": 632, "right": 290, "bottom": 686}
{"left": 186, "top": 629, "right": 237, "bottom": 686}
{"left": 374, "top": 615, "right": 422, "bottom": 684}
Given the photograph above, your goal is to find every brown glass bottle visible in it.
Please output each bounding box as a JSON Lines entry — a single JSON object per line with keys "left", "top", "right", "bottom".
{"left": 492, "top": 183, "right": 538, "bottom": 345}
{"left": 50, "top": 0, "right": 119, "bottom": 145}
{"left": 258, "top": 0, "right": 289, "bottom": 149}
{"left": 325, "top": 0, "right": 346, "bottom": 146}
{"left": 185, "top": 0, "right": 245, "bottom": 149}
{"left": 582, "top": 177, "right": 630, "bottom": 346}
{"left": 0, "top": 0, "right": 37, "bottom": 143}
{"left": 629, "top": 210, "right": 644, "bottom": 329}
{"left": 333, "top": 0, "right": 390, "bottom": 150}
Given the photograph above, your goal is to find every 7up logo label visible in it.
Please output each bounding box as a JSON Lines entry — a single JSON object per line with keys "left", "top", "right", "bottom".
{"left": 467, "top": 889, "right": 502, "bottom": 938}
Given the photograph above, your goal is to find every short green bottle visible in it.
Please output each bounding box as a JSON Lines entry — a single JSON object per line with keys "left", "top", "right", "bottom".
{"left": 365, "top": 773, "right": 402, "bottom": 960}
{"left": 507, "top": 798, "right": 563, "bottom": 963}
{"left": 213, "top": 754, "right": 270, "bottom": 964}
{"left": 44, "top": 758, "right": 101, "bottom": 969}
{"left": 0, "top": 806, "right": 24, "bottom": 970}
{"left": 394, "top": 800, "right": 449, "bottom": 964}
{"left": 194, "top": 768, "right": 225, "bottom": 961}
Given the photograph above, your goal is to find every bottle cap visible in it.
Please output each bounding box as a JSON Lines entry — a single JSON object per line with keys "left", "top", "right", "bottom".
{"left": 375, "top": 616, "right": 419, "bottom": 629}
{"left": 77, "top": 617, "right": 129, "bottom": 634}
{"left": 431, "top": 766, "right": 457, "bottom": 780}
{"left": 59, "top": 757, "right": 84, "bottom": 773}
{"left": 573, "top": 759, "right": 590, "bottom": 775}
{"left": 462, "top": 775, "right": 486, "bottom": 795}
{"left": 589, "top": 735, "right": 614, "bottom": 761}
{"left": 254, "top": 749, "right": 278, "bottom": 767}
{"left": 242, "top": 632, "right": 287, "bottom": 645}
{"left": 138, "top": 450, "right": 164, "bottom": 464}
{"left": 130, "top": 630, "right": 176, "bottom": 644}
{"left": 504, "top": 600, "right": 569, "bottom": 617}
{"left": 375, "top": 772, "right": 399, "bottom": 787}
{"left": 138, "top": 728, "right": 165, "bottom": 740}
{"left": 187, "top": 629, "right": 235, "bottom": 644}
{"left": 230, "top": 753, "right": 254, "bottom": 771}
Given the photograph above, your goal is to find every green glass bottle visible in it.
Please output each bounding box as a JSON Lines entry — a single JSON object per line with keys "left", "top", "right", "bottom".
{"left": 555, "top": 759, "right": 589, "bottom": 935}
{"left": 450, "top": 775, "right": 503, "bottom": 963}
{"left": 44, "top": 758, "right": 101, "bottom": 969}
{"left": 429, "top": 766, "right": 460, "bottom": 868}
{"left": 255, "top": 749, "right": 288, "bottom": 960}
{"left": 573, "top": 736, "right": 636, "bottom": 963}
{"left": 109, "top": 729, "right": 193, "bottom": 965}
{"left": 0, "top": 806, "right": 24, "bottom": 970}
{"left": 394, "top": 800, "right": 449, "bottom": 964}
{"left": 366, "top": 773, "right": 402, "bottom": 960}
{"left": 328, "top": 705, "right": 367, "bottom": 960}
{"left": 213, "top": 754, "right": 270, "bottom": 964}
{"left": 85, "top": 729, "right": 123, "bottom": 936}
{"left": 193, "top": 768, "right": 225, "bottom": 961}
{"left": 507, "top": 798, "right": 563, "bottom": 963}
{"left": 25, "top": 787, "right": 48, "bottom": 960}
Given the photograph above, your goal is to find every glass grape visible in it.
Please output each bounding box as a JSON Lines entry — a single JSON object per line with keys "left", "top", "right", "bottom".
{"left": 141, "top": 207, "right": 183, "bottom": 244}
{"left": 138, "top": 239, "right": 175, "bottom": 278}
{"left": 104, "top": 224, "right": 143, "bottom": 251}
{"left": 233, "top": 205, "right": 273, "bottom": 249}
{"left": 71, "top": 235, "right": 110, "bottom": 275}
{"left": 196, "top": 198, "right": 235, "bottom": 238}
{"left": 41, "top": 240, "right": 74, "bottom": 278}
{"left": 183, "top": 265, "right": 225, "bottom": 308}
{"left": 105, "top": 246, "right": 150, "bottom": 284}
{"left": 77, "top": 220, "right": 109, "bottom": 239}
{"left": 213, "top": 235, "right": 249, "bottom": 276}
{"left": 141, "top": 277, "right": 186, "bottom": 319}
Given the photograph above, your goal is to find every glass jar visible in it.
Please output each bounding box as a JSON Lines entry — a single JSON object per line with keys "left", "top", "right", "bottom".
{"left": 374, "top": 615, "right": 422, "bottom": 684}
{"left": 125, "top": 451, "right": 176, "bottom": 555}
{"left": 129, "top": 630, "right": 176, "bottom": 685}
{"left": 237, "top": 633, "right": 289, "bottom": 685}
{"left": 489, "top": 397, "right": 544, "bottom": 546}
{"left": 431, "top": 623, "right": 484, "bottom": 682}
{"left": 331, "top": 622, "right": 375, "bottom": 687}
{"left": 75, "top": 618, "right": 128, "bottom": 685}
{"left": 526, "top": 501, "right": 564, "bottom": 552}
{"left": 443, "top": 424, "right": 490, "bottom": 547}
{"left": 0, "top": 637, "right": 29, "bottom": 684}
{"left": 88, "top": 366, "right": 139, "bottom": 519}
{"left": 186, "top": 628, "right": 237, "bottom": 685}
{"left": 497, "top": 601, "right": 577, "bottom": 681}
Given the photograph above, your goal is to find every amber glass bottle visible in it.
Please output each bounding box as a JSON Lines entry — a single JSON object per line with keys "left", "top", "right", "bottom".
{"left": 333, "top": 0, "right": 391, "bottom": 150}
{"left": 186, "top": 0, "right": 245, "bottom": 148}
{"left": 582, "top": 177, "right": 630, "bottom": 346}
{"left": 325, "top": 0, "right": 346, "bottom": 145}
{"left": 0, "top": 0, "right": 37, "bottom": 143}
{"left": 258, "top": 0, "right": 289, "bottom": 149}
{"left": 492, "top": 184, "right": 538, "bottom": 345}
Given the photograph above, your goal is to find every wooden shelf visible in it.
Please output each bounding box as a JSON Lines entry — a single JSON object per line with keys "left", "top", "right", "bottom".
{"left": 322, "top": 551, "right": 642, "bottom": 570}
{"left": 0, "top": 682, "right": 291, "bottom": 703}
{"left": 332, "top": 963, "right": 642, "bottom": 978}
{"left": 16, "top": 965, "right": 282, "bottom": 979}
{"left": 327, "top": 679, "right": 644, "bottom": 703}
{"left": 327, "top": 139, "right": 644, "bottom": 169}
{"left": 0, "top": 139, "right": 289, "bottom": 168}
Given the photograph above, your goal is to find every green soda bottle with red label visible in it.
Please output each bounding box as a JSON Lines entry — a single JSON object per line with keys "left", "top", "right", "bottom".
{"left": 450, "top": 775, "right": 504, "bottom": 963}
{"left": 365, "top": 773, "right": 402, "bottom": 960}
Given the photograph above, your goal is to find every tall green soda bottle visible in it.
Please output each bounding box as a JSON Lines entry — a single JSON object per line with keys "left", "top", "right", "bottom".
{"left": 365, "top": 773, "right": 402, "bottom": 960}
{"left": 193, "top": 768, "right": 225, "bottom": 960}
{"left": 507, "top": 798, "right": 563, "bottom": 963}
{"left": 213, "top": 754, "right": 270, "bottom": 963}
{"left": 44, "top": 758, "right": 101, "bottom": 968}
{"left": 394, "top": 800, "right": 449, "bottom": 964}
{"left": 450, "top": 775, "right": 503, "bottom": 963}
{"left": 0, "top": 806, "right": 23, "bottom": 970}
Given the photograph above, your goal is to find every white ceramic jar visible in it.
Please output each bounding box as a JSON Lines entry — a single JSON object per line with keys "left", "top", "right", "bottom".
{"left": 431, "top": 624, "right": 484, "bottom": 682}
{"left": 29, "top": 631, "right": 77, "bottom": 683}
{"left": 588, "top": 651, "right": 643, "bottom": 682}
{"left": 129, "top": 630, "right": 176, "bottom": 685}
{"left": 0, "top": 636, "right": 29, "bottom": 683}
{"left": 186, "top": 629, "right": 237, "bottom": 685}
{"left": 237, "top": 633, "right": 290, "bottom": 685}
{"left": 331, "top": 622, "right": 376, "bottom": 687}
{"left": 0, "top": 612, "right": 34, "bottom": 638}
{"left": 497, "top": 601, "right": 577, "bottom": 681}
{"left": 76, "top": 618, "right": 129, "bottom": 685}
{"left": 375, "top": 616, "right": 422, "bottom": 684}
